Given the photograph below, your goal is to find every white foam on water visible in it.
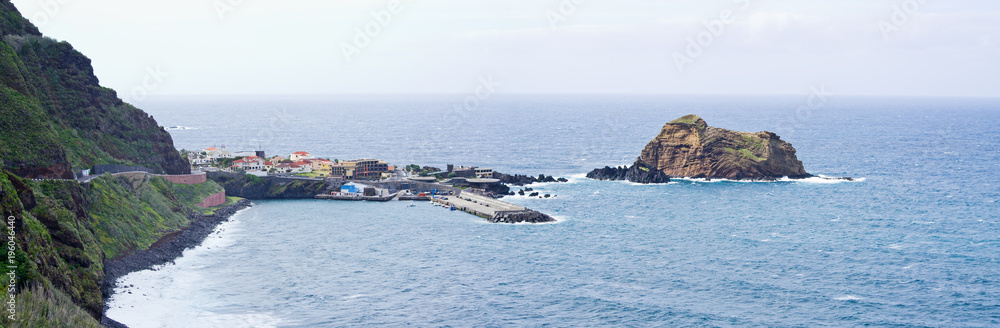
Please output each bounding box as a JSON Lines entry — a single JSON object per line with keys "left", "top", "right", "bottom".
{"left": 343, "top": 294, "right": 371, "bottom": 300}
{"left": 834, "top": 295, "right": 863, "bottom": 301}
{"left": 107, "top": 208, "right": 259, "bottom": 327}
{"left": 778, "top": 175, "right": 865, "bottom": 184}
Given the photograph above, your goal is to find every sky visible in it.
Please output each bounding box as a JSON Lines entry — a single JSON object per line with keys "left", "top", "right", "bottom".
{"left": 8, "top": 0, "right": 1000, "bottom": 100}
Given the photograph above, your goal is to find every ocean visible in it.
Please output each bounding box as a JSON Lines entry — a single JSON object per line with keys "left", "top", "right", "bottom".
{"left": 106, "top": 95, "right": 1000, "bottom": 327}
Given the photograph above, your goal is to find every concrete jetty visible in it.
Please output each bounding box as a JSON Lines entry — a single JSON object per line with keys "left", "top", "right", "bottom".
{"left": 315, "top": 192, "right": 397, "bottom": 202}
{"left": 316, "top": 179, "right": 554, "bottom": 223}
{"left": 431, "top": 191, "right": 555, "bottom": 223}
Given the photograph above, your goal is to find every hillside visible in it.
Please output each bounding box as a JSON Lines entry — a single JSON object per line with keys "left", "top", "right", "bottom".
{"left": 0, "top": 172, "right": 232, "bottom": 327}
{"left": 0, "top": 0, "right": 188, "bottom": 179}
{"left": 0, "top": 2, "right": 231, "bottom": 326}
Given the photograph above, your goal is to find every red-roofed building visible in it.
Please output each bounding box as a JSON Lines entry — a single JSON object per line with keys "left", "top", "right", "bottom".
{"left": 290, "top": 151, "right": 313, "bottom": 162}
{"left": 231, "top": 156, "right": 265, "bottom": 171}
{"left": 289, "top": 160, "right": 313, "bottom": 173}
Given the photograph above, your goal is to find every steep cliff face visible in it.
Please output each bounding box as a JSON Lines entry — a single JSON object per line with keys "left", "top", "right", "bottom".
{"left": 208, "top": 172, "right": 334, "bottom": 199}
{"left": 0, "top": 170, "right": 230, "bottom": 326}
{"left": 636, "top": 115, "right": 809, "bottom": 180}
{"left": 589, "top": 115, "right": 811, "bottom": 182}
{"left": 0, "top": 0, "right": 188, "bottom": 178}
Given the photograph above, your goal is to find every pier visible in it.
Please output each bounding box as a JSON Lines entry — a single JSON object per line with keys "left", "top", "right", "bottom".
{"left": 430, "top": 188, "right": 555, "bottom": 223}
{"left": 315, "top": 192, "right": 398, "bottom": 202}
{"left": 430, "top": 191, "right": 525, "bottom": 218}
{"left": 315, "top": 179, "right": 555, "bottom": 223}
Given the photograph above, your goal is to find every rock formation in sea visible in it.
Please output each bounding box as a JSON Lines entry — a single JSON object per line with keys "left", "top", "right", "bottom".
{"left": 589, "top": 114, "right": 815, "bottom": 182}
{"left": 586, "top": 163, "right": 672, "bottom": 184}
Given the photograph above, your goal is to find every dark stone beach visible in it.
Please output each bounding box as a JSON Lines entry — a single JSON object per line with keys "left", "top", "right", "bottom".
{"left": 100, "top": 199, "right": 253, "bottom": 328}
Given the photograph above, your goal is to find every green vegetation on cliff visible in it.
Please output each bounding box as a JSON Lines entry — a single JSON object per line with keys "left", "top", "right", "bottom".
{"left": 0, "top": 170, "right": 229, "bottom": 324}
{"left": 0, "top": 1, "right": 240, "bottom": 325}
{"left": 88, "top": 175, "right": 225, "bottom": 258}
{"left": 669, "top": 114, "right": 708, "bottom": 130}
{"left": 0, "top": 1, "right": 189, "bottom": 178}
{"left": 210, "top": 173, "right": 331, "bottom": 199}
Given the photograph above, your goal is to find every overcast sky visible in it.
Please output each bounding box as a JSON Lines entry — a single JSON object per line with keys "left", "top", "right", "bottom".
{"left": 9, "top": 0, "right": 1000, "bottom": 99}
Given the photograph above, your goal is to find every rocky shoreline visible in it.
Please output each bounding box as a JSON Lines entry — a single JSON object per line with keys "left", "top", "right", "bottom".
{"left": 586, "top": 164, "right": 672, "bottom": 184}
{"left": 496, "top": 173, "right": 568, "bottom": 186}
{"left": 489, "top": 210, "right": 556, "bottom": 224}
{"left": 99, "top": 199, "right": 253, "bottom": 328}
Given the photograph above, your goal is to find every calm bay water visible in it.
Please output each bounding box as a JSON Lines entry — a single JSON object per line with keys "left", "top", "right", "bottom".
{"left": 107, "top": 95, "right": 1000, "bottom": 327}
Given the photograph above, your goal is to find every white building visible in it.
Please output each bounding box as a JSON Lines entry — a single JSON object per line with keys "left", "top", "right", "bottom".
{"left": 290, "top": 151, "right": 313, "bottom": 162}
{"left": 231, "top": 156, "right": 266, "bottom": 172}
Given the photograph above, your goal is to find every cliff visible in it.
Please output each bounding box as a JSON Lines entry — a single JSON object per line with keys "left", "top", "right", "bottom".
{"left": 208, "top": 172, "right": 336, "bottom": 199}
{"left": 0, "top": 2, "right": 228, "bottom": 326}
{"left": 590, "top": 115, "right": 812, "bottom": 182}
{"left": 0, "top": 0, "right": 188, "bottom": 179}
{"left": 0, "top": 171, "right": 231, "bottom": 327}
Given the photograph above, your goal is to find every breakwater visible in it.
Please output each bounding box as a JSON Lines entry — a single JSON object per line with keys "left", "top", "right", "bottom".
{"left": 429, "top": 191, "right": 555, "bottom": 223}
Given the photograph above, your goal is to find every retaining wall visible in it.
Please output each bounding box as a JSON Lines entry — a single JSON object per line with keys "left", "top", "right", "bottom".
{"left": 196, "top": 192, "right": 227, "bottom": 208}
{"left": 156, "top": 173, "right": 207, "bottom": 185}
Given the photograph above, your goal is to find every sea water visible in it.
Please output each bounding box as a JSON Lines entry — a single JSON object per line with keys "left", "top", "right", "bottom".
{"left": 106, "top": 95, "right": 1000, "bottom": 327}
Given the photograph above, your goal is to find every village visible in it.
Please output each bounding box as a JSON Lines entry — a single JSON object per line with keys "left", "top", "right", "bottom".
{"left": 187, "top": 146, "right": 393, "bottom": 180}
{"left": 182, "top": 146, "right": 555, "bottom": 223}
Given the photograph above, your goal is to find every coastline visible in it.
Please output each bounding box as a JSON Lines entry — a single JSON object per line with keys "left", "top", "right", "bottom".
{"left": 99, "top": 199, "right": 253, "bottom": 328}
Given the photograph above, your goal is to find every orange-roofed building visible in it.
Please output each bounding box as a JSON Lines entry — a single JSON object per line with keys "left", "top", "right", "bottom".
{"left": 290, "top": 151, "right": 313, "bottom": 161}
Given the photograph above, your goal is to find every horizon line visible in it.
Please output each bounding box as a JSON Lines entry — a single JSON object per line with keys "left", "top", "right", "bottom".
{"left": 135, "top": 93, "right": 1000, "bottom": 100}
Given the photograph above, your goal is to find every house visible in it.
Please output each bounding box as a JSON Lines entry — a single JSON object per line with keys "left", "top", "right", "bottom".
{"left": 231, "top": 156, "right": 266, "bottom": 172}
{"left": 188, "top": 152, "right": 212, "bottom": 165}
{"left": 292, "top": 161, "right": 313, "bottom": 173}
{"left": 290, "top": 151, "right": 313, "bottom": 162}
{"left": 311, "top": 158, "right": 333, "bottom": 171}
{"left": 275, "top": 162, "right": 293, "bottom": 173}
{"left": 203, "top": 146, "right": 231, "bottom": 161}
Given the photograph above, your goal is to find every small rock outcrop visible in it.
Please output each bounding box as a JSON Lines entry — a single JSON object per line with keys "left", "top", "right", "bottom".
{"left": 590, "top": 115, "right": 816, "bottom": 182}
{"left": 586, "top": 163, "right": 671, "bottom": 183}
{"left": 489, "top": 210, "right": 556, "bottom": 224}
